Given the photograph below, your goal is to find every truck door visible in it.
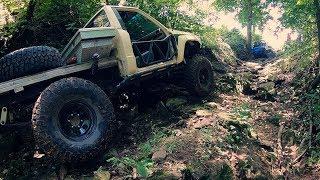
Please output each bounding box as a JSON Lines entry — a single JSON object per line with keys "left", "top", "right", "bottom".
{"left": 113, "top": 9, "right": 177, "bottom": 68}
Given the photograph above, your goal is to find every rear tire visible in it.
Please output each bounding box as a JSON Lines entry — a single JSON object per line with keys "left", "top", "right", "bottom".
{"left": 32, "top": 78, "right": 115, "bottom": 162}
{"left": 0, "top": 46, "right": 64, "bottom": 82}
{"left": 184, "top": 55, "right": 214, "bottom": 96}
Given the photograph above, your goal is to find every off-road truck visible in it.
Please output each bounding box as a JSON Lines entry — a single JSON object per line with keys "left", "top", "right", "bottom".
{"left": 0, "top": 5, "right": 214, "bottom": 162}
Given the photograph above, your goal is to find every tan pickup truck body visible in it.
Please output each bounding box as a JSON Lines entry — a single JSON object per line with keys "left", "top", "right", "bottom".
{"left": 0, "top": 6, "right": 213, "bottom": 163}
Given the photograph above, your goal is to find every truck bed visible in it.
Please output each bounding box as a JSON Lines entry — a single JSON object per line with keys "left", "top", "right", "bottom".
{"left": 0, "top": 58, "right": 118, "bottom": 95}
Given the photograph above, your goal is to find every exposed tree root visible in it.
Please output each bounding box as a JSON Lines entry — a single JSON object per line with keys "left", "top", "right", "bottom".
{"left": 277, "top": 122, "right": 285, "bottom": 175}
{"left": 284, "top": 101, "right": 314, "bottom": 178}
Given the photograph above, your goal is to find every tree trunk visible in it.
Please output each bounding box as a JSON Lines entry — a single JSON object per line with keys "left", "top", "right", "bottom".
{"left": 26, "top": 0, "right": 36, "bottom": 22}
{"left": 306, "top": 0, "right": 320, "bottom": 90}
{"left": 8, "top": 0, "right": 36, "bottom": 50}
{"left": 246, "top": 0, "right": 253, "bottom": 59}
{"left": 23, "top": 0, "right": 36, "bottom": 44}
{"left": 314, "top": 0, "right": 320, "bottom": 69}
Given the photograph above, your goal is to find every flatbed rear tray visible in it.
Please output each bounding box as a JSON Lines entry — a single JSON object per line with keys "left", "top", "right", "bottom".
{"left": 0, "top": 59, "right": 118, "bottom": 95}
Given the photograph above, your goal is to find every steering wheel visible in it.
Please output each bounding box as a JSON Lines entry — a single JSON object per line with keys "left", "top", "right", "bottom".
{"left": 137, "top": 28, "right": 161, "bottom": 41}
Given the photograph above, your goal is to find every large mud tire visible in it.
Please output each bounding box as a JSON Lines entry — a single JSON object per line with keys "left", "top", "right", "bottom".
{"left": 184, "top": 55, "right": 214, "bottom": 96}
{"left": 32, "top": 78, "right": 115, "bottom": 163}
{"left": 0, "top": 46, "right": 63, "bottom": 82}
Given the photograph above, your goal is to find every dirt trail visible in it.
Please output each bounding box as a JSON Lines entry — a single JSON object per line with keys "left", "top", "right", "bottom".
{"left": 0, "top": 58, "right": 319, "bottom": 179}
{"left": 100, "top": 58, "right": 300, "bottom": 179}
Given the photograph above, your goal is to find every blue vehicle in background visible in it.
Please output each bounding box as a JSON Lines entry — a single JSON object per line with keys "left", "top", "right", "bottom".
{"left": 252, "top": 41, "right": 276, "bottom": 59}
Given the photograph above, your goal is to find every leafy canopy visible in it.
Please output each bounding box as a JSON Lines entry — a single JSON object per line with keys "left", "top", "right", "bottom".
{"left": 213, "top": 0, "right": 271, "bottom": 28}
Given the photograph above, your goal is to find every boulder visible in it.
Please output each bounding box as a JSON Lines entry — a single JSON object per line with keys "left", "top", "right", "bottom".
{"left": 173, "top": 129, "right": 183, "bottom": 137}
{"left": 94, "top": 167, "right": 111, "bottom": 180}
{"left": 205, "top": 102, "right": 220, "bottom": 109}
{"left": 196, "top": 109, "right": 213, "bottom": 117}
{"left": 152, "top": 148, "right": 167, "bottom": 162}
{"left": 193, "top": 117, "right": 216, "bottom": 129}
{"left": 253, "top": 82, "right": 276, "bottom": 101}
{"left": 259, "top": 82, "right": 275, "bottom": 94}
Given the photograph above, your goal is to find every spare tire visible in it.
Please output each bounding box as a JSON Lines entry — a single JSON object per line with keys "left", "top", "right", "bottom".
{"left": 0, "top": 46, "right": 64, "bottom": 82}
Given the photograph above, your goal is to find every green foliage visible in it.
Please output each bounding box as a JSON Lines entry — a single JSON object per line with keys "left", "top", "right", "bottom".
{"left": 124, "top": 0, "right": 225, "bottom": 53}
{"left": 218, "top": 27, "right": 247, "bottom": 59}
{"left": 35, "top": 0, "right": 100, "bottom": 26}
{"left": 200, "top": 127, "right": 214, "bottom": 142}
{"left": 275, "top": 0, "right": 319, "bottom": 70}
{"left": 277, "top": 0, "right": 316, "bottom": 41}
{"left": 225, "top": 120, "right": 253, "bottom": 145}
{"left": 216, "top": 74, "right": 238, "bottom": 93}
{"left": 237, "top": 159, "right": 252, "bottom": 177}
{"left": 305, "top": 91, "right": 320, "bottom": 128}
{"left": 267, "top": 114, "right": 282, "bottom": 126}
{"left": 186, "top": 160, "right": 214, "bottom": 179}
{"left": 214, "top": 163, "right": 233, "bottom": 180}
{"left": 107, "top": 156, "right": 154, "bottom": 178}
{"left": 300, "top": 91, "right": 320, "bottom": 164}
{"left": 138, "top": 142, "right": 153, "bottom": 158}
{"left": 32, "top": 0, "right": 102, "bottom": 48}
{"left": 213, "top": 0, "right": 272, "bottom": 56}
{"left": 0, "top": 0, "right": 103, "bottom": 56}
{"left": 281, "top": 40, "right": 316, "bottom": 73}
{"left": 106, "top": 130, "right": 169, "bottom": 178}
{"left": 0, "top": 0, "right": 28, "bottom": 14}
{"left": 126, "top": 0, "right": 200, "bottom": 30}
{"left": 0, "top": 0, "right": 28, "bottom": 33}
{"left": 138, "top": 130, "right": 168, "bottom": 158}
{"left": 232, "top": 103, "right": 252, "bottom": 121}
{"left": 165, "top": 140, "right": 178, "bottom": 153}
{"left": 213, "top": 0, "right": 271, "bottom": 28}
{"left": 308, "top": 147, "right": 320, "bottom": 164}
{"left": 107, "top": 0, "right": 120, "bottom": 5}
{"left": 106, "top": 150, "right": 154, "bottom": 178}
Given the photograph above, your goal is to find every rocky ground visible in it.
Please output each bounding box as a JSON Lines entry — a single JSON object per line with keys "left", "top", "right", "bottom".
{"left": 0, "top": 56, "right": 320, "bottom": 179}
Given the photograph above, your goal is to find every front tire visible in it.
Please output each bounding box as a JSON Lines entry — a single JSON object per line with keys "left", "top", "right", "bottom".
{"left": 32, "top": 78, "right": 115, "bottom": 162}
{"left": 184, "top": 55, "right": 214, "bottom": 96}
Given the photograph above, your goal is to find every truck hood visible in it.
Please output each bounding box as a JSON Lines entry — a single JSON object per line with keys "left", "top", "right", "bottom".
{"left": 169, "top": 29, "right": 201, "bottom": 43}
{"left": 169, "top": 29, "right": 193, "bottom": 36}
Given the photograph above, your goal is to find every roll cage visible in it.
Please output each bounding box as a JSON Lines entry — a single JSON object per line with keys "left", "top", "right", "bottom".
{"left": 84, "top": 6, "right": 178, "bottom": 69}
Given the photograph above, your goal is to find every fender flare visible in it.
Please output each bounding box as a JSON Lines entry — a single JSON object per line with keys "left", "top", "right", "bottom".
{"left": 176, "top": 34, "right": 201, "bottom": 63}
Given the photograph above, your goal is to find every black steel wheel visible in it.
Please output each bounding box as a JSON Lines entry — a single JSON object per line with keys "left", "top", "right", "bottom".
{"left": 58, "top": 101, "right": 96, "bottom": 141}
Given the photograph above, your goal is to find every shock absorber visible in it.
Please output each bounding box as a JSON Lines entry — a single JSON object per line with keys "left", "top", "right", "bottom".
{"left": 0, "top": 107, "right": 8, "bottom": 126}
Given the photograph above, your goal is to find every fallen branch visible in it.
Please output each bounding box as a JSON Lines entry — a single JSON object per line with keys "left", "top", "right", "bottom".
{"left": 289, "top": 149, "right": 308, "bottom": 168}
{"left": 277, "top": 122, "right": 285, "bottom": 169}
{"left": 289, "top": 135, "right": 308, "bottom": 166}
{"left": 298, "top": 136, "right": 307, "bottom": 150}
